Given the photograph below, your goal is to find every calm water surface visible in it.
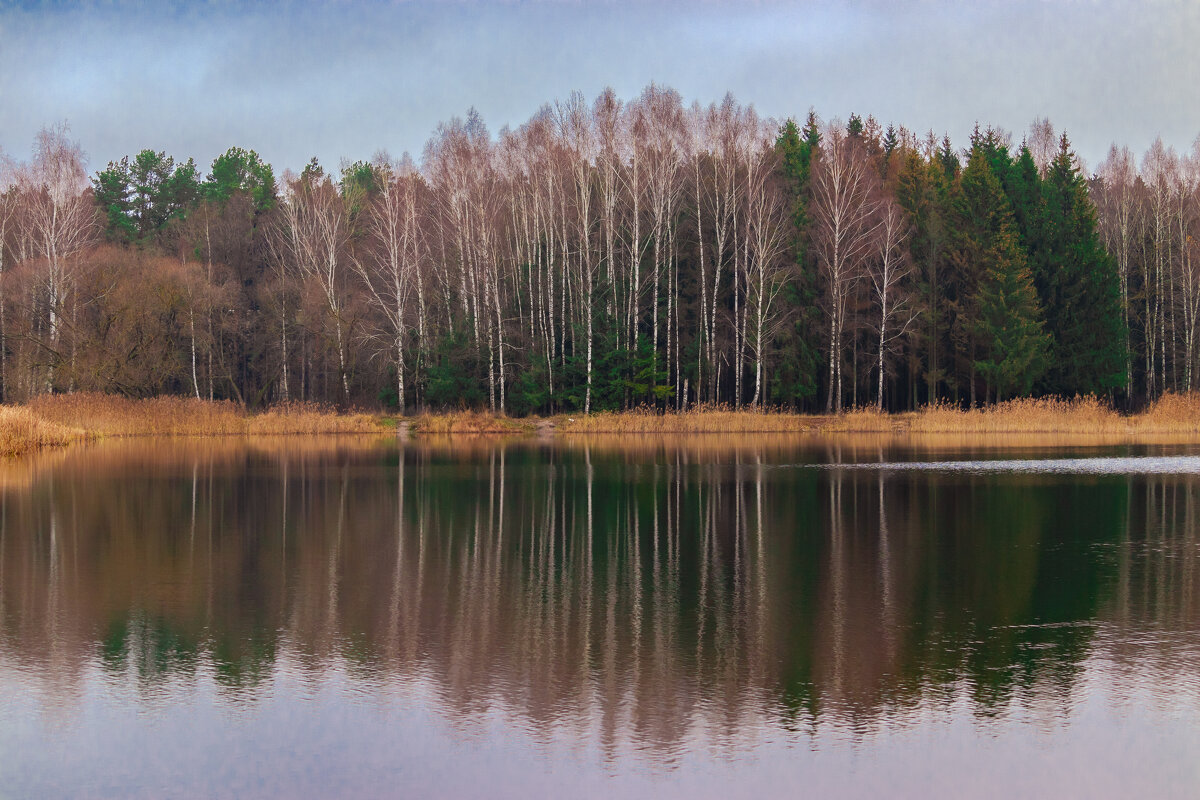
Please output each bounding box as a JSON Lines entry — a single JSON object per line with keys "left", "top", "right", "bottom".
{"left": 2, "top": 436, "right": 1199, "bottom": 798}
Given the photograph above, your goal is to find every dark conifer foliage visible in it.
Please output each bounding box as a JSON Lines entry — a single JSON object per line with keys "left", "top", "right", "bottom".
{"left": 1040, "top": 136, "right": 1125, "bottom": 396}
{"left": 955, "top": 146, "right": 1049, "bottom": 400}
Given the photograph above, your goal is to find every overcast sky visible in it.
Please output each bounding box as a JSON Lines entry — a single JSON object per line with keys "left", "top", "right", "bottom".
{"left": 2, "top": 0, "right": 1198, "bottom": 177}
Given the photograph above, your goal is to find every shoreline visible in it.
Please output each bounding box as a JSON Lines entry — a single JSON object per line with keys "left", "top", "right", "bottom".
{"left": 7, "top": 393, "right": 1200, "bottom": 457}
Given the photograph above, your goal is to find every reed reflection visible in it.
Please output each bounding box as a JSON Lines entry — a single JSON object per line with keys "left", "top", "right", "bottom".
{"left": 2, "top": 439, "right": 1199, "bottom": 758}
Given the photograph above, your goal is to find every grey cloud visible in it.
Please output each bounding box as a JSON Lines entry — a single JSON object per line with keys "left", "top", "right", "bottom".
{"left": 1, "top": 0, "right": 1197, "bottom": 176}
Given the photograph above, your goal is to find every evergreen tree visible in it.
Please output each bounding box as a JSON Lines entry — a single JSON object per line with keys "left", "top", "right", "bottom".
{"left": 896, "top": 145, "right": 955, "bottom": 403}
{"left": 91, "top": 151, "right": 202, "bottom": 244}
{"left": 772, "top": 113, "right": 822, "bottom": 406}
{"left": 937, "top": 134, "right": 959, "bottom": 180}
{"left": 1040, "top": 134, "right": 1125, "bottom": 395}
{"left": 1004, "top": 146, "right": 1048, "bottom": 269}
{"left": 93, "top": 157, "right": 136, "bottom": 243}
{"left": 882, "top": 125, "right": 899, "bottom": 161}
{"left": 972, "top": 125, "right": 1013, "bottom": 189}
{"left": 129, "top": 150, "right": 176, "bottom": 237}
{"left": 953, "top": 146, "right": 1050, "bottom": 401}
{"left": 207, "top": 147, "right": 277, "bottom": 212}
{"left": 973, "top": 244, "right": 1051, "bottom": 400}
{"left": 163, "top": 158, "right": 202, "bottom": 219}
{"left": 424, "top": 330, "right": 486, "bottom": 408}
{"left": 847, "top": 113, "right": 864, "bottom": 138}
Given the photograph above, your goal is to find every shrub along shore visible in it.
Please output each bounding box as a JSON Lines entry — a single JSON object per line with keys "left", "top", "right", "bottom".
{"left": 6, "top": 392, "right": 1200, "bottom": 458}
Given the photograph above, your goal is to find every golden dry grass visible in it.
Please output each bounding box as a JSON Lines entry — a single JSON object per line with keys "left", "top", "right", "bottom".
{"left": 25, "top": 393, "right": 383, "bottom": 437}
{"left": 557, "top": 394, "right": 1200, "bottom": 438}
{"left": 905, "top": 394, "right": 1200, "bottom": 435}
{"left": 1131, "top": 392, "right": 1200, "bottom": 433}
{"left": 905, "top": 396, "right": 1122, "bottom": 434}
{"left": 7, "top": 391, "right": 1200, "bottom": 459}
{"left": 0, "top": 406, "right": 93, "bottom": 457}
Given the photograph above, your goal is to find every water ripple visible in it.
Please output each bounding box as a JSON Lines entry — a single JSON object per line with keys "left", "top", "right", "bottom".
{"left": 828, "top": 455, "right": 1200, "bottom": 474}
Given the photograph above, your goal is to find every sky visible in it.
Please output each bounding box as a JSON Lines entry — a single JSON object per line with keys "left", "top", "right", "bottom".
{"left": 2, "top": 0, "right": 1198, "bottom": 178}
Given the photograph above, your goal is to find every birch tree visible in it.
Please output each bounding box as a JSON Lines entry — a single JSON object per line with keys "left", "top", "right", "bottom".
{"left": 629, "top": 86, "right": 686, "bottom": 400}
{"left": 866, "top": 199, "right": 916, "bottom": 410}
{"left": 279, "top": 162, "right": 352, "bottom": 403}
{"left": 18, "top": 124, "right": 97, "bottom": 390}
{"left": 741, "top": 135, "right": 792, "bottom": 407}
{"left": 811, "top": 123, "right": 881, "bottom": 411}
{"left": 0, "top": 151, "right": 17, "bottom": 399}
{"left": 353, "top": 155, "right": 425, "bottom": 411}
{"left": 556, "top": 92, "right": 598, "bottom": 412}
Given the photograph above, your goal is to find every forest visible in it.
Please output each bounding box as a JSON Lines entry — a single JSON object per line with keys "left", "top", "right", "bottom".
{"left": 0, "top": 84, "right": 1195, "bottom": 413}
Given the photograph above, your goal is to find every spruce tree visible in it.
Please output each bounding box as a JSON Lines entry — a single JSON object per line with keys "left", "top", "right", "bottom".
{"left": 953, "top": 146, "right": 1050, "bottom": 402}
{"left": 973, "top": 238, "right": 1051, "bottom": 400}
{"left": 1005, "top": 146, "right": 1049, "bottom": 290}
{"left": 772, "top": 114, "right": 822, "bottom": 407}
{"left": 1040, "top": 134, "right": 1125, "bottom": 395}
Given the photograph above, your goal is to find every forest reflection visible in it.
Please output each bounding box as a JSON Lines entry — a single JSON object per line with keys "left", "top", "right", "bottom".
{"left": 2, "top": 438, "right": 1199, "bottom": 757}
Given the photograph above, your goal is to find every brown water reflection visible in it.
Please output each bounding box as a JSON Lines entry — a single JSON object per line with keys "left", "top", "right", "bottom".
{"left": 2, "top": 438, "right": 1200, "bottom": 797}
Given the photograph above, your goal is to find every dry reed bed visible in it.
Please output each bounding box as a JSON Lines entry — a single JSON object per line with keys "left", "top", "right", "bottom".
{"left": 906, "top": 397, "right": 1121, "bottom": 433}
{"left": 0, "top": 406, "right": 93, "bottom": 457}
{"left": 907, "top": 395, "right": 1200, "bottom": 434}
{"left": 559, "top": 394, "right": 1200, "bottom": 437}
{"left": 24, "top": 393, "right": 382, "bottom": 437}
{"left": 8, "top": 392, "right": 1200, "bottom": 459}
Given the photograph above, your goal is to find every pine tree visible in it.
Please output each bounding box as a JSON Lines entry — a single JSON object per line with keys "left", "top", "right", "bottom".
{"left": 92, "top": 152, "right": 202, "bottom": 245}
{"left": 93, "top": 157, "right": 136, "bottom": 243}
{"left": 207, "top": 147, "right": 277, "bottom": 212}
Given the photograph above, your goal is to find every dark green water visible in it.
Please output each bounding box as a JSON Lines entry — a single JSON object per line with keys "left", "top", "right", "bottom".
{"left": 1, "top": 437, "right": 1199, "bottom": 798}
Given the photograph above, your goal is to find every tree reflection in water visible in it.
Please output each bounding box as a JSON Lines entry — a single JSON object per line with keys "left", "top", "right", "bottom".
{"left": 2, "top": 437, "right": 1199, "bottom": 763}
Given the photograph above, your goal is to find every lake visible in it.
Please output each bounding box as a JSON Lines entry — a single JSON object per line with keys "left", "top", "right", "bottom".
{"left": 2, "top": 436, "right": 1199, "bottom": 798}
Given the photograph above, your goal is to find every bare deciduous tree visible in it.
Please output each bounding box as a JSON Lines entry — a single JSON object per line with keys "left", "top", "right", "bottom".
{"left": 17, "top": 124, "right": 98, "bottom": 389}
{"left": 279, "top": 164, "right": 352, "bottom": 403}
{"left": 867, "top": 199, "right": 916, "bottom": 410}
{"left": 811, "top": 123, "right": 882, "bottom": 412}
{"left": 353, "top": 154, "right": 425, "bottom": 411}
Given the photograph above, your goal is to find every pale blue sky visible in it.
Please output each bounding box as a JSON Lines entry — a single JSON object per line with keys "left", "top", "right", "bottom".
{"left": 2, "top": 0, "right": 1197, "bottom": 176}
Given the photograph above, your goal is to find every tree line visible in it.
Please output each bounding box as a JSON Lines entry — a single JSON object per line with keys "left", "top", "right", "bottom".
{"left": 0, "top": 86, "right": 1194, "bottom": 412}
